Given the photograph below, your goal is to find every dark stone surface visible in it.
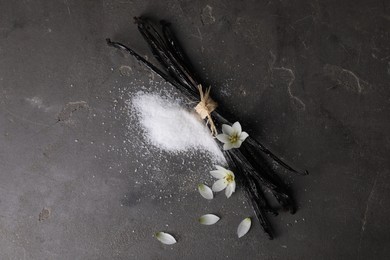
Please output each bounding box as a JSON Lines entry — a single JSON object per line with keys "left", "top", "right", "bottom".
{"left": 0, "top": 0, "right": 389, "bottom": 259}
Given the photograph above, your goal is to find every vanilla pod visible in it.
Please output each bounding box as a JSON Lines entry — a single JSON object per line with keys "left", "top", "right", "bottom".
{"left": 107, "top": 17, "right": 307, "bottom": 239}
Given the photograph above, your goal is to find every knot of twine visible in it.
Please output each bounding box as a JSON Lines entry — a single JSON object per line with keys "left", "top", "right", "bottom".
{"left": 195, "top": 85, "right": 218, "bottom": 136}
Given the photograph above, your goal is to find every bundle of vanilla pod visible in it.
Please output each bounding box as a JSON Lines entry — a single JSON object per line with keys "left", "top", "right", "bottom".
{"left": 107, "top": 17, "right": 307, "bottom": 239}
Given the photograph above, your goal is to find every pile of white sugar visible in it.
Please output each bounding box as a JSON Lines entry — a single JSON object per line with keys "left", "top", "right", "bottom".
{"left": 131, "top": 92, "right": 225, "bottom": 164}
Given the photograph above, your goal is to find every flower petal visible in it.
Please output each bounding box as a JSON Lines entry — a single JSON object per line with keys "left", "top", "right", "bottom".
{"left": 223, "top": 142, "right": 234, "bottom": 150}
{"left": 212, "top": 179, "right": 228, "bottom": 192}
{"left": 199, "top": 214, "right": 220, "bottom": 225}
{"left": 215, "top": 165, "right": 226, "bottom": 171}
{"left": 225, "top": 183, "right": 235, "bottom": 198}
{"left": 232, "top": 140, "right": 243, "bottom": 149}
{"left": 230, "top": 180, "right": 236, "bottom": 192}
{"left": 210, "top": 169, "right": 226, "bottom": 179}
{"left": 237, "top": 218, "right": 252, "bottom": 238}
{"left": 198, "top": 184, "right": 213, "bottom": 200}
{"left": 155, "top": 232, "right": 177, "bottom": 245}
{"left": 232, "top": 122, "right": 242, "bottom": 135}
{"left": 222, "top": 124, "right": 234, "bottom": 136}
{"left": 216, "top": 134, "right": 230, "bottom": 144}
{"left": 240, "top": 132, "right": 249, "bottom": 141}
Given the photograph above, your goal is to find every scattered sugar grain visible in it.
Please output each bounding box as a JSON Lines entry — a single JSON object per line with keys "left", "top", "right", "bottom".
{"left": 131, "top": 92, "right": 225, "bottom": 164}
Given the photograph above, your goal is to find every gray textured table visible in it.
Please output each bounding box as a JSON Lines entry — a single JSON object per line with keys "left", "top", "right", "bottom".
{"left": 0, "top": 0, "right": 389, "bottom": 259}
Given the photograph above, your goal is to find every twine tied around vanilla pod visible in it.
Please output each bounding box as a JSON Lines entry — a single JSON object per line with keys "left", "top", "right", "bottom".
{"left": 195, "top": 85, "right": 218, "bottom": 136}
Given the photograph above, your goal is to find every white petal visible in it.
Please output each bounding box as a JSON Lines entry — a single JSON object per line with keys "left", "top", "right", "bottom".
{"left": 230, "top": 180, "right": 236, "bottom": 192}
{"left": 215, "top": 165, "right": 226, "bottom": 171}
{"left": 232, "top": 140, "right": 243, "bottom": 149}
{"left": 212, "top": 179, "right": 228, "bottom": 192}
{"left": 216, "top": 134, "right": 230, "bottom": 144}
{"left": 198, "top": 184, "right": 213, "bottom": 200}
{"left": 199, "top": 214, "right": 220, "bottom": 225}
{"left": 232, "top": 122, "right": 242, "bottom": 135}
{"left": 210, "top": 169, "right": 226, "bottom": 179}
{"left": 225, "top": 183, "right": 235, "bottom": 198}
{"left": 223, "top": 142, "right": 234, "bottom": 150}
{"left": 239, "top": 132, "right": 249, "bottom": 141}
{"left": 155, "top": 232, "right": 177, "bottom": 245}
{"left": 237, "top": 218, "right": 252, "bottom": 238}
{"left": 229, "top": 181, "right": 236, "bottom": 197}
{"left": 222, "top": 124, "right": 234, "bottom": 136}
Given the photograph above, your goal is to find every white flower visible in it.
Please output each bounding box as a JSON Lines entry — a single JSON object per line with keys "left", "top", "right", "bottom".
{"left": 216, "top": 122, "right": 249, "bottom": 150}
{"left": 210, "top": 165, "right": 236, "bottom": 198}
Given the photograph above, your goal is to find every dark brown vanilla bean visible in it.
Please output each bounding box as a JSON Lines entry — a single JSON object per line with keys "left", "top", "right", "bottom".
{"left": 107, "top": 16, "right": 307, "bottom": 239}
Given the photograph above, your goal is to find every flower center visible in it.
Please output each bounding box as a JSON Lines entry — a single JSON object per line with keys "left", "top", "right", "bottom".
{"left": 229, "top": 134, "right": 238, "bottom": 143}
{"left": 225, "top": 173, "right": 234, "bottom": 183}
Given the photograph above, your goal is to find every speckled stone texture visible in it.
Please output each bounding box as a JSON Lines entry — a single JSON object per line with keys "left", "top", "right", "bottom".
{"left": 0, "top": 0, "right": 389, "bottom": 259}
